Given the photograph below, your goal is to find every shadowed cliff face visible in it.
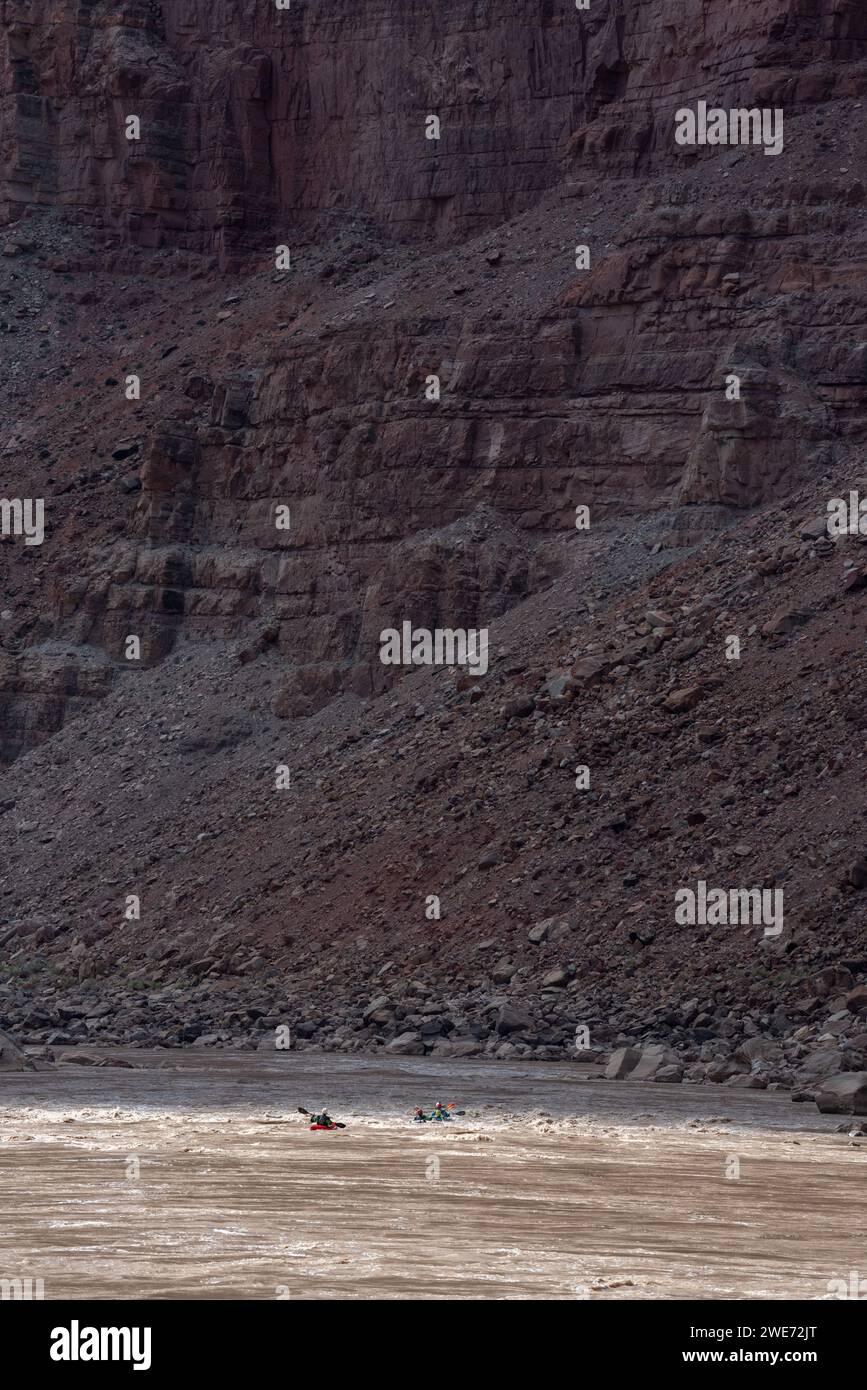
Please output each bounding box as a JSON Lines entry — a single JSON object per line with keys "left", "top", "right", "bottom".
{"left": 0, "top": 3, "right": 867, "bottom": 1059}
{"left": 2, "top": 0, "right": 866, "bottom": 257}
{"left": 1, "top": 4, "right": 867, "bottom": 721}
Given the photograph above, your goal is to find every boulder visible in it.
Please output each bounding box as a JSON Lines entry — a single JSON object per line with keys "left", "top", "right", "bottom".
{"left": 663, "top": 685, "right": 703, "bottom": 712}
{"left": 705, "top": 1058, "right": 741, "bottom": 1083}
{"left": 0, "top": 1028, "right": 32, "bottom": 1071}
{"left": 605, "top": 1046, "right": 641, "bottom": 1079}
{"left": 528, "top": 920, "right": 550, "bottom": 944}
{"left": 671, "top": 635, "right": 704, "bottom": 662}
{"left": 543, "top": 675, "right": 573, "bottom": 701}
{"left": 844, "top": 985, "right": 867, "bottom": 1016}
{"left": 431, "top": 1038, "right": 481, "bottom": 1058}
{"left": 571, "top": 655, "right": 609, "bottom": 685}
{"left": 815, "top": 1072, "right": 867, "bottom": 1115}
{"left": 822, "top": 1010, "right": 852, "bottom": 1037}
{"left": 761, "top": 606, "right": 813, "bottom": 637}
{"left": 735, "top": 1037, "right": 781, "bottom": 1065}
{"left": 630, "top": 1044, "right": 681, "bottom": 1081}
{"left": 541, "top": 967, "right": 568, "bottom": 988}
{"left": 419, "top": 1018, "right": 447, "bottom": 1037}
{"left": 503, "top": 695, "right": 535, "bottom": 720}
{"left": 645, "top": 609, "right": 674, "bottom": 629}
{"left": 797, "top": 1047, "right": 851, "bottom": 1078}
{"left": 651, "top": 1064, "right": 684, "bottom": 1083}
{"left": 846, "top": 857, "right": 867, "bottom": 889}
{"left": 496, "top": 1003, "right": 533, "bottom": 1036}
{"left": 385, "top": 1031, "right": 425, "bottom": 1055}
{"left": 362, "top": 995, "right": 392, "bottom": 1024}
{"left": 492, "top": 959, "right": 517, "bottom": 985}
{"left": 813, "top": 966, "right": 853, "bottom": 998}
{"left": 799, "top": 515, "right": 829, "bottom": 541}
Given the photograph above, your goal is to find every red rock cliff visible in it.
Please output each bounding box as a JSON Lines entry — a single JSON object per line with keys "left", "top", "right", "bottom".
{"left": 3, "top": 0, "right": 865, "bottom": 259}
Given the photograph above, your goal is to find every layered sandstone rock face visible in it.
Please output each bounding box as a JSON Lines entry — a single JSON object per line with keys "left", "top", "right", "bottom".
{"left": 1, "top": 0, "right": 867, "bottom": 748}
{"left": 1, "top": 3, "right": 867, "bottom": 1059}
{"left": 3, "top": 0, "right": 866, "bottom": 253}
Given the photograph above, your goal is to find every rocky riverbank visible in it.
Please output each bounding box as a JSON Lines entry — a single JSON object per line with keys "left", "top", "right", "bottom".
{"left": 4, "top": 956, "right": 867, "bottom": 1115}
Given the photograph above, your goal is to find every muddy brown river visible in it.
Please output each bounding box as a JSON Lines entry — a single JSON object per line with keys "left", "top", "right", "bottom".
{"left": 0, "top": 1052, "right": 863, "bottom": 1300}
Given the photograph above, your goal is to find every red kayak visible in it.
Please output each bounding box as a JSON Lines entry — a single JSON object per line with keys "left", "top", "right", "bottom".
{"left": 310, "top": 1123, "right": 340, "bottom": 1131}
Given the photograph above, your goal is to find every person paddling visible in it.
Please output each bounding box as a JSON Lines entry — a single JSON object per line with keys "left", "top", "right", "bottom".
{"left": 298, "top": 1105, "right": 346, "bottom": 1129}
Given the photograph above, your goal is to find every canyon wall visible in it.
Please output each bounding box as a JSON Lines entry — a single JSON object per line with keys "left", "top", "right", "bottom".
{"left": 2, "top": 0, "right": 866, "bottom": 257}
{"left": 1, "top": 0, "right": 867, "bottom": 753}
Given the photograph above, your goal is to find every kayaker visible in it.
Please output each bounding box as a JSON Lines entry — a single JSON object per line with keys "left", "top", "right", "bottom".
{"left": 310, "top": 1107, "right": 333, "bottom": 1128}
{"left": 413, "top": 1107, "right": 428, "bottom": 1123}
{"left": 430, "top": 1101, "right": 451, "bottom": 1121}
